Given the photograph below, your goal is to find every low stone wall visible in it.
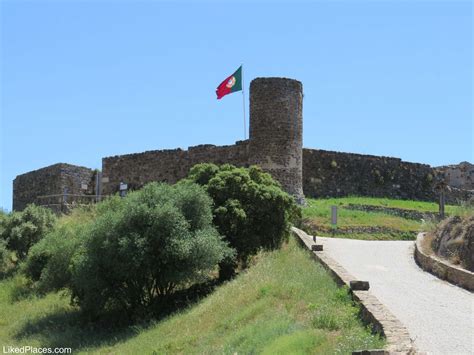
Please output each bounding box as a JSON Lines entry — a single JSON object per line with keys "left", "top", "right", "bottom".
{"left": 291, "top": 227, "right": 416, "bottom": 354}
{"left": 101, "top": 141, "right": 250, "bottom": 195}
{"left": 302, "top": 220, "right": 417, "bottom": 239}
{"left": 344, "top": 204, "right": 438, "bottom": 221}
{"left": 414, "top": 233, "right": 474, "bottom": 292}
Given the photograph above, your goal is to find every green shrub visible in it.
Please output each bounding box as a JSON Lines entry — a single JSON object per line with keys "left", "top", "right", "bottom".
{"left": 0, "top": 239, "right": 13, "bottom": 277}
{"left": 7, "top": 274, "right": 34, "bottom": 302}
{"left": 0, "top": 211, "right": 15, "bottom": 278}
{"left": 0, "top": 210, "right": 8, "bottom": 238}
{"left": 1, "top": 205, "right": 56, "bottom": 261}
{"left": 186, "top": 164, "right": 301, "bottom": 279}
{"left": 70, "top": 182, "right": 232, "bottom": 318}
{"left": 23, "top": 206, "right": 97, "bottom": 293}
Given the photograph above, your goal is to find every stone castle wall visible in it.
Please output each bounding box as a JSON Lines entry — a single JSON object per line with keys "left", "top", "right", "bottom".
{"left": 13, "top": 163, "right": 96, "bottom": 211}
{"left": 13, "top": 148, "right": 471, "bottom": 211}
{"left": 435, "top": 162, "right": 474, "bottom": 190}
{"left": 101, "top": 141, "right": 249, "bottom": 195}
{"left": 302, "top": 149, "right": 436, "bottom": 201}
{"left": 11, "top": 77, "right": 473, "bottom": 210}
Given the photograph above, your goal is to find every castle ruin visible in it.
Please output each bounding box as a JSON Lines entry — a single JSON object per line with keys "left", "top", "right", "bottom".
{"left": 12, "top": 77, "right": 473, "bottom": 211}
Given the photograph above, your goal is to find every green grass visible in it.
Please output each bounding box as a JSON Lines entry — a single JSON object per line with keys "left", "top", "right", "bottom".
{"left": 304, "top": 196, "right": 458, "bottom": 214}
{"left": 0, "top": 237, "right": 384, "bottom": 354}
{"left": 303, "top": 198, "right": 422, "bottom": 234}
{"left": 302, "top": 196, "right": 463, "bottom": 240}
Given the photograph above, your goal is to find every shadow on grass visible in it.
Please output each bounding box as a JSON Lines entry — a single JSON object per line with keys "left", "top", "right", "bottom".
{"left": 13, "top": 280, "right": 221, "bottom": 351}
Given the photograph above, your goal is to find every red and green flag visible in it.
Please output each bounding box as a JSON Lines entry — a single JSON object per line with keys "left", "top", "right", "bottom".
{"left": 216, "top": 66, "right": 242, "bottom": 99}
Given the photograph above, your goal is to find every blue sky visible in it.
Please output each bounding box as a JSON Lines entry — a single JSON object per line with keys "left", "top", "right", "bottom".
{"left": 1, "top": 0, "right": 472, "bottom": 211}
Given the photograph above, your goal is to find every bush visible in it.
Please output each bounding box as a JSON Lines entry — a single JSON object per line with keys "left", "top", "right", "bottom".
{"left": 0, "top": 239, "right": 13, "bottom": 277}
{"left": 0, "top": 211, "right": 9, "bottom": 250}
{"left": 23, "top": 206, "right": 97, "bottom": 293}
{"left": 1, "top": 205, "right": 56, "bottom": 261}
{"left": 70, "top": 182, "right": 232, "bottom": 318}
{"left": 0, "top": 211, "right": 15, "bottom": 278}
{"left": 186, "top": 164, "right": 301, "bottom": 279}
{"left": 0, "top": 210, "right": 8, "bottom": 237}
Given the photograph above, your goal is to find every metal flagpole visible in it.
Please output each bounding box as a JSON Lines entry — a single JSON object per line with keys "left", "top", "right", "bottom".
{"left": 241, "top": 64, "right": 247, "bottom": 140}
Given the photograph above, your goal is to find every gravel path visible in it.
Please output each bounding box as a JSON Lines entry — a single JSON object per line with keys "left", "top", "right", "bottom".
{"left": 316, "top": 237, "right": 473, "bottom": 355}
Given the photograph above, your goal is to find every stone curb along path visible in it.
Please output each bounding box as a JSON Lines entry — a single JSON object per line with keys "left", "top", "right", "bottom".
{"left": 291, "top": 227, "right": 417, "bottom": 354}
{"left": 414, "top": 232, "right": 474, "bottom": 292}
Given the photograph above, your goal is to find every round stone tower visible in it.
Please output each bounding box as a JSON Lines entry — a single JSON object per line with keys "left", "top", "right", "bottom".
{"left": 249, "top": 77, "right": 305, "bottom": 204}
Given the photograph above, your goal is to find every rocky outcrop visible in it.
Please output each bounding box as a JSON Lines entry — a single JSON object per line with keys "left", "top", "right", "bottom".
{"left": 431, "top": 215, "right": 474, "bottom": 272}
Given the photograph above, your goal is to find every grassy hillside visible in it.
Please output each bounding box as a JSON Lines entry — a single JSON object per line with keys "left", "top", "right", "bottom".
{"left": 304, "top": 196, "right": 457, "bottom": 213}
{"left": 302, "top": 196, "right": 460, "bottom": 240}
{"left": 0, "top": 237, "right": 383, "bottom": 354}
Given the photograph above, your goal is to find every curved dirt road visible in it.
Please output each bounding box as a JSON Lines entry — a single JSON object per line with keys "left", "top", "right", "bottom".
{"left": 316, "top": 237, "right": 473, "bottom": 355}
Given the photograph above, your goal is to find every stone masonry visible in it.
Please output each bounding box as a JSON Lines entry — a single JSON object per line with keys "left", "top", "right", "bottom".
{"left": 13, "top": 163, "right": 96, "bottom": 211}
{"left": 303, "top": 149, "right": 436, "bottom": 201}
{"left": 249, "top": 78, "right": 305, "bottom": 204}
{"left": 435, "top": 162, "right": 474, "bottom": 190}
{"left": 12, "top": 77, "right": 473, "bottom": 210}
{"left": 101, "top": 141, "right": 249, "bottom": 195}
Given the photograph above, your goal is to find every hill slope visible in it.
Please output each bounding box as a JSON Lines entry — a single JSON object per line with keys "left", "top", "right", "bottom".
{"left": 0, "top": 237, "right": 383, "bottom": 354}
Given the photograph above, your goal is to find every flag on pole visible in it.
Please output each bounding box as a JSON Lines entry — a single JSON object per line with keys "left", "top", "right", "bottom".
{"left": 216, "top": 66, "right": 242, "bottom": 99}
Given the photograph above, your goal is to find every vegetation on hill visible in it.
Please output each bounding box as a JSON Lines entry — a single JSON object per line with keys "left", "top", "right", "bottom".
{"left": 23, "top": 206, "right": 96, "bottom": 294}
{"left": 186, "top": 163, "right": 300, "bottom": 279}
{"left": 11, "top": 174, "right": 463, "bottom": 352}
{"left": 305, "top": 196, "right": 458, "bottom": 213}
{"left": 4, "top": 164, "right": 300, "bottom": 322}
{"left": 23, "top": 183, "right": 233, "bottom": 319}
{"left": 0, "top": 237, "right": 384, "bottom": 353}
{"left": 0, "top": 205, "right": 56, "bottom": 277}
{"left": 302, "top": 197, "right": 460, "bottom": 240}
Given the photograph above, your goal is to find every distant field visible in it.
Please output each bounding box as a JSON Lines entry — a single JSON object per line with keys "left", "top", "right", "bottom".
{"left": 0, "top": 237, "right": 383, "bottom": 354}
{"left": 302, "top": 196, "right": 460, "bottom": 240}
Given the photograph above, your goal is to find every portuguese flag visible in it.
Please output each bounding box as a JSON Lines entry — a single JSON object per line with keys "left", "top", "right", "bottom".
{"left": 216, "top": 66, "right": 242, "bottom": 99}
